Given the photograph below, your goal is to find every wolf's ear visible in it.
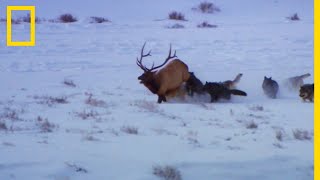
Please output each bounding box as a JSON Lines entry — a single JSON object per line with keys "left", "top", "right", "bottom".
{"left": 264, "top": 76, "right": 267, "bottom": 79}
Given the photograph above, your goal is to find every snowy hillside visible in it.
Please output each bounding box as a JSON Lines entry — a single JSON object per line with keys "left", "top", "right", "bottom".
{"left": 0, "top": 0, "right": 314, "bottom": 180}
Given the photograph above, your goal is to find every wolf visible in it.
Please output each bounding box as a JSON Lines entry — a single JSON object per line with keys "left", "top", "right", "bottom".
{"left": 203, "top": 82, "right": 247, "bottom": 102}
{"left": 284, "top": 73, "right": 311, "bottom": 91}
{"left": 262, "top": 76, "right": 279, "bottom": 99}
{"left": 185, "top": 72, "right": 204, "bottom": 96}
{"left": 299, "top": 83, "right": 314, "bottom": 102}
{"left": 223, "top": 73, "right": 243, "bottom": 89}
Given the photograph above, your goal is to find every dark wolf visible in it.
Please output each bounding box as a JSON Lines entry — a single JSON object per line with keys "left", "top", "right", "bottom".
{"left": 203, "top": 82, "right": 247, "bottom": 103}
{"left": 262, "top": 76, "right": 279, "bottom": 99}
{"left": 185, "top": 72, "right": 204, "bottom": 96}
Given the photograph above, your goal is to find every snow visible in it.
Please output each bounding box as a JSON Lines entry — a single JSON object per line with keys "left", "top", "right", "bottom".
{"left": 0, "top": 0, "right": 314, "bottom": 180}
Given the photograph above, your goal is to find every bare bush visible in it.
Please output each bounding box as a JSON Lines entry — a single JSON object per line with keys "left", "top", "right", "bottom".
{"left": 166, "top": 23, "right": 185, "bottom": 29}
{"left": 75, "top": 110, "right": 99, "bottom": 120}
{"left": 168, "top": 11, "right": 186, "bottom": 21}
{"left": 292, "top": 129, "right": 312, "bottom": 140}
{"left": 58, "top": 13, "right": 77, "bottom": 23}
{"left": 34, "top": 95, "right": 68, "bottom": 107}
{"left": 36, "top": 116, "right": 58, "bottom": 133}
{"left": 193, "top": 2, "right": 220, "bottom": 13}
{"left": 246, "top": 121, "right": 258, "bottom": 129}
{"left": 197, "top": 21, "right": 217, "bottom": 28}
{"left": 121, "top": 126, "right": 138, "bottom": 135}
{"left": 287, "top": 13, "right": 300, "bottom": 21}
{"left": 85, "top": 93, "right": 107, "bottom": 107}
{"left": 63, "top": 79, "right": 76, "bottom": 87}
{"left": 90, "top": 16, "right": 110, "bottom": 23}
{"left": 153, "top": 165, "right": 182, "bottom": 180}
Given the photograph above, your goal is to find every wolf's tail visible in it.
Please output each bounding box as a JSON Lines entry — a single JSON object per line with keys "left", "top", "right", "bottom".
{"left": 299, "top": 73, "right": 311, "bottom": 79}
{"left": 230, "top": 89, "right": 247, "bottom": 96}
{"left": 233, "top": 73, "right": 243, "bottom": 83}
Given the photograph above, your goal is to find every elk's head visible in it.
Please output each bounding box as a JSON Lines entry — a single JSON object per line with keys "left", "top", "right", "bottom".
{"left": 136, "top": 42, "right": 177, "bottom": 86}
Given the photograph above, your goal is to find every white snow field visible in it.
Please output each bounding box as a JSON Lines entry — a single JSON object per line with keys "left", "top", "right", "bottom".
{"left": 0, "top": 0, "right": 314, "bottom": 180}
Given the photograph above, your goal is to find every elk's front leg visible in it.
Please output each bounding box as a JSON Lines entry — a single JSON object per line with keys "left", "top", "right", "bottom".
{"left": 157, "top": 95, "right": 166, "bottom": 103}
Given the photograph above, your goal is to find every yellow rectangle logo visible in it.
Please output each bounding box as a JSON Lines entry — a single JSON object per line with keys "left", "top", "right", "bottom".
{"left": 6, "top": 6, "right": 36, "bottom": 46}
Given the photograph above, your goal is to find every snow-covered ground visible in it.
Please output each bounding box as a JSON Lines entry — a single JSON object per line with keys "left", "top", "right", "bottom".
{"left": 0, "top": 0, "right": 314, "bottom": 180}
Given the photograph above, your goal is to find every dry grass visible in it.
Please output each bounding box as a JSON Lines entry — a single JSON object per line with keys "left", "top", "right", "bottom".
{"left": 75, "top": 109, "right": 99, "bottom": 120}
{"left": 34, "top": 95, "right": 68, "bottom": 107}
{"left": 85, "top": 93, "right": 107, "bottom": 107}
{"left": 153, "top": 165, "right": 182, "bottom": 180}
{"left": 197, "top": 21, "right": 217, "bottom": 28}
{"left": 166, "top": 23, "right": 185, "bottom": 29}
{"left": 20, "top": 13, "right": 42, "bottom": 23}
{"left": 121, "top": 126, "right": 139, "bottom": 135}
{"left": 65, "top": 162, "right": 88, "bottom": 173}
{"left": 168, "top": 11, "right": 186, "bottom": 21}
{"left": 36, "top": 116, "right": 58, "bottom": 133}
{"left": 63, "top": 79, "right": 76, "bottom": 87}
{"left": 131, "top": 100, "right": 161, "bottom": 113}
{"left": 90, "top": 16, "right": 110, "bottom": 23}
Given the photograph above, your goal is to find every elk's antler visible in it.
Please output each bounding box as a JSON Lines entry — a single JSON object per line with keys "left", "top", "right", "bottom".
{"left": 149, "top": 44, "right": 177, "bottom": 71}
{"left": 136, "top": 42, "right": 152, "bottom": 72}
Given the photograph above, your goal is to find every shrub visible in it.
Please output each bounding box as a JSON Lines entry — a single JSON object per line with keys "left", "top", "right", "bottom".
{"left": 153, "top": 165, "right": 182, "bottom": 180}
{"left": 193, "top": 2, "right": 220, "bottom": 13}
{"left": 0, "top": 121, "right": 7, "bottom": 131}
{"left": 287, "top": 13, "right": 300, "bottom": 21}
{"left": 275, "top": 130, "right": 284, "bottom": 141}
{"left": 292, "top": 129, "right": 312, "bottom": 140}
{"left": 168, "top": 11, "right": 186, "bottom": 21}
{"left": 246, "top": 121, "right": 258, "bottom": 129}
{"left": 58, "top": 13, "right": 77, "bottom": 23}
{"left": 90, "top": 16, "right": 110, "bottom": 23}
{"left": 197, "top": 21, "right": 217, "bottom": 28}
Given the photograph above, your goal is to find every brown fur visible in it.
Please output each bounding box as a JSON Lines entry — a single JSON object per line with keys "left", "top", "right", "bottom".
{"left": 139, "top": 59, "right": 190, "bottom": 103}
{"left": 223, "top": 73, "right": 243, "bottom": 89}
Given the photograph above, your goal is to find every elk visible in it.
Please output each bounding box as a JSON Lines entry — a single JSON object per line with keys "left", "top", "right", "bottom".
{"left": 136, "top": 43, "right": 190, "bottom": 103}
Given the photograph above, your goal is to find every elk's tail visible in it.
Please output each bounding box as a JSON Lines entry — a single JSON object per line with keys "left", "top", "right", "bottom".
{"left": 230, "top": 89, "right": 247, "bottom": 96}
